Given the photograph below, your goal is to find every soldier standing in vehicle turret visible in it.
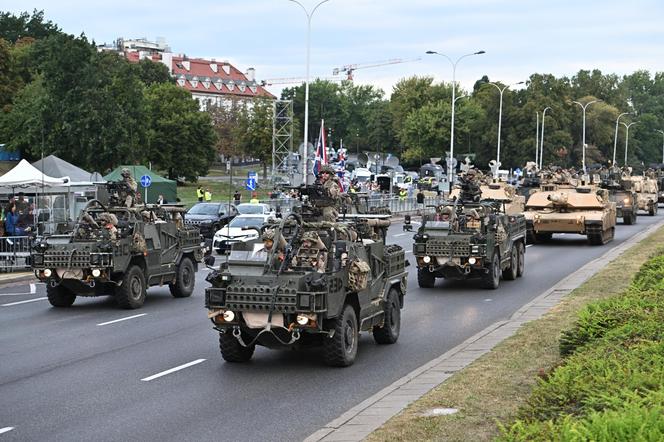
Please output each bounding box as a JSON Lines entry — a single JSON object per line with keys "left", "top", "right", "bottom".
{"left": 121, "top": 168, "right": 138, "bottom": 208}
{"left": 317, "top": 164, "right": 342, "bottom": 222}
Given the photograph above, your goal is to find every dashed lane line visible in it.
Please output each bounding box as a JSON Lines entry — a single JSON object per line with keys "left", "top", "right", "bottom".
{"left": 0, "top": 427, "right": 14, "bottom": 435}
{"left": 393, "top": 233, "right": 409, "bottom": 237}
{"left": 1, "top": 297, "right": 47, "bottom": 307}
{"left": 97, "top": 314, "right": 147, "bottom": 326}
{"left": 0, "top": 283, "right": 38, "bottom": 297}
{"left": 141, "top": 359, "right": 206, "bottom": 382}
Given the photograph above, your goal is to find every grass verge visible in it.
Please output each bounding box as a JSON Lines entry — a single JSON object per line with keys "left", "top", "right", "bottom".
{"left": 366, "top": 224, "right": 664, "bottom": 442}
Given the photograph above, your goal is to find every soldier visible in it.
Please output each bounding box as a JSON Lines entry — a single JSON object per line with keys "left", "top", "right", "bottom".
{"left": 317, "top": 164, "right": 341, "bottom": 222}
{"left": 121, "top": 168, "right": 138, "bottom": 208}
{"left": 98, "top": 212, "right": 119, "bottom": 241}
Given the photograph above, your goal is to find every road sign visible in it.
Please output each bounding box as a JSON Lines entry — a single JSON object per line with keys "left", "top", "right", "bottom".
{"left": 246, "top": 178, "right": 256, "bottom": 191}
{"left": 514, "top": 167, "right": 522, "bottom": 177}
{"left": 248, "top": 171, "right": 258, "bottom": 182}
{"left": 140, "top": 175, "right": 152, "bottom": 187}
{"left": 446, "top": 157, "right": 457, "bottom": 168}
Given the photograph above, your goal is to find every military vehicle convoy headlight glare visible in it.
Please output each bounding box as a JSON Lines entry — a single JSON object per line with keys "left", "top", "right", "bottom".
{"left": 296, "top": 314, "right": 309, "bottom": 325}
{"left": 222, "top": 310, "right": 235, "bottom": 322}
{"left": 423, "top": 256, "right": 431, "bottom": 263}
{"left": 43, "top": 268, "right": 52, "bottom": 277}
{"left": 468, "top": 257, "right": 477, "bottom": 265}
{"left": 91, "top": 269, "right": 101, "bottom": 277}
{"left": 623, "top": 198, "right": 630, "bottom": 204}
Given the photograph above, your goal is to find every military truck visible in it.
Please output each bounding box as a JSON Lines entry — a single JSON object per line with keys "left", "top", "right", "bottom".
{"left": 413, "top": 176, "right": 527, "bottom": 289}
{"left": 625, "top": 175, "right": 658, "bottom": 216}
{"left": 524, "top": 184, "right": 616, "bottom": 244}
{"left": 204, "top": 185, "right": 407, "bottom": 367}
{"left": 600, "top": 168, "right": 638, "bottom": 225}
{"left": 32, "top": 198, "right": 205, "bottom": 309}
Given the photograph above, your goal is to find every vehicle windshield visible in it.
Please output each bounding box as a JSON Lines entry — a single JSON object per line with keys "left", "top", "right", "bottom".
{"left": 229, "top": 216, "right": 265, "bottom": 229}
{"left": 237, "top": 204, "right": 266, "bottom": 215}
{"left": 355, "top": 175, "right": 370, "bottom": 183}
{"left": 188, "top": 204, "right": 223, "bottom": 215}
{"left": 228, "top": 248, "right": 269, "bottom": 263}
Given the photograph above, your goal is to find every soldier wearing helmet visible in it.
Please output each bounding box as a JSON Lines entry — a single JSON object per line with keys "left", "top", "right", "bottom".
{"left": 317, "top": 164, "right": 341, "bottom": 222}
{"left": 120, "top": 168, "right": 138, "bottom": 208}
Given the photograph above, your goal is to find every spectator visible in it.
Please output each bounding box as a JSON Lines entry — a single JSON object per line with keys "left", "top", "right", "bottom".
{"left": 157, "top": 194, "right": 167, "bottom": 205}
{"left": 250, "top": 192, "right": 260, "bottom": 204}
{"left": 204, "top": 188, "right": 212, "bottom": 202}
{"left": 196, "top": 186, "right": 204, "bottom": 202}
{"left": 233, "top": 191, "right": 241, "bottom": 205}
{"left": 416, "top": 188, "right": 425, "bottom": 210}
{"left": 5, "top": 203, "right": 31, "bottom": 236}
{"left": 16, "top": 193, "right": 28, "bottom": 214}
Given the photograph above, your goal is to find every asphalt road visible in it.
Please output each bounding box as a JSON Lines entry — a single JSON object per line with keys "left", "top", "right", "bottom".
{"left": 1, "top": 213, "right": 661, "bottom": 441}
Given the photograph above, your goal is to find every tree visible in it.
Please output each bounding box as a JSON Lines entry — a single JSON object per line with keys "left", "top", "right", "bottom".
{"left": 132, "top": 59, "right": 173, "bottom": 86}
{"left": 144, "top": 83, "right": 217, "bottom": 181}
{"left": 239, "top": 98, "right": 274, "bottom": 179}
{"left": 0, "top": 10, "right": 60, "bottom": 43}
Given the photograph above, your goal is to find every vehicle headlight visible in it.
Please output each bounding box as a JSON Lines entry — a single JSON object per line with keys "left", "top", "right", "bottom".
{"left": 222, "top": 310, "right": 235, "bottom": 322}
{"left": 91, "top": 269, "right": 101, "bottom": 277}
{"left": 468, "top": 257, "right": 477, "bottom": 265}
{"left": 423, "top": 256, "right": 431, "bottom": 264}
{"left": 422, "top": 234, "right": 429, "bottom": 240}
{"left": 623, "top": 198, "right": 630, "bottom": 204}
{"left": 221, "top": 274, "right": 231, "bottom": 281}
{"left": 43, "top": 268, "right": 52, "bottom": 277}
{"left": 296, "top": 314, "right": 309, "bottom": 325}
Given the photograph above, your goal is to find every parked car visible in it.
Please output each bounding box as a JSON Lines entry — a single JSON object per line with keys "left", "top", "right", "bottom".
{"left": 185, "top": 203, "right": 237, "bottom": 238}
{"left": 236, "top": 203, "right": 276, "bottom": 217}
{"left": 212, "top": 214, "right": 272, "bottom": 254}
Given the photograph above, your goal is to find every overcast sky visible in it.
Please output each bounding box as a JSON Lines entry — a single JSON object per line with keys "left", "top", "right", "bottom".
{"left": 4, "top": 0, "right": 664, "bottom": 97}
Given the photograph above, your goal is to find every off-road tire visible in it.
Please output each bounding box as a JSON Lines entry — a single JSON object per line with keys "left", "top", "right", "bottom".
{"left": 46, "top": 284, "right": 76, "bottom": 307}
{"left": 169, "top": 257, "right": 195, "bottom": 298}
{"left": 373, "top": 288, "right": 401, "bottom": 345}
{"left": 526, "top": 226, "right": 537, "bottom": 244}
{"left": 115, "top": 265, "right": 147, "bottom": 309}
{"left": 623, "top": 212, "right": 635, "bottom": 225}
{"left": 535, "top": 232, "right": 552, "bottom": 242}
{"left": 502, "top": 245, "right": 518, "bottom": 281}
{"left": 481, "top": 250, "right": 500, "bottom": 290}
{"left": 323, "top": 304, "right": 359, "bottom": 367}
{"left": 417, "top": 267, "right": 435, "bottom": 288}
{"left": 219, "top": 332, "right": 255, "bottom": 363}
{"left": 516, "top": 241, "right": 525, "bottom": 277}
{"left": 649, "top": 203, "right": 657, "bottom": 216}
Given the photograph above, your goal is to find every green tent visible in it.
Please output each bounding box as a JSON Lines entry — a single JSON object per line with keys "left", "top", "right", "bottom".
{"left": 103, "top": 165, "right": 177, "bottom": 204}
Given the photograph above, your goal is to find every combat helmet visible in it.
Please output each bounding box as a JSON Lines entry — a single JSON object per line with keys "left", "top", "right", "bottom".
{"left": 318, "top": 164, "right": 336, "bottom": 175}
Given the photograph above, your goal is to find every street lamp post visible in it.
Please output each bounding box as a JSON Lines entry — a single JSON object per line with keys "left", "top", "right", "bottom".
{"left": 656, "top": 129, "right": 664, "bottom": 164}
{"left": 426, "top": 50, "right": 485, "bottom": 191}
{"left": 613, "top": 112, "right": 630, "bottom": 165}
{"left": 484, "top": 81, "right": 524, "bottom": 177}
{"left": 571, "top": 99, "right": 601, "bottom": 173}
{"left": 289, "top": 0, "right": 330, "bottom": 185}
{"left": 535, "top": 111, "right": 540, "bottom": 166}
{"left": 622, "top": 121, "right": 638, "bottom": 166}
{"left": 539, "top": 107, "right": 551, "bottom": 169}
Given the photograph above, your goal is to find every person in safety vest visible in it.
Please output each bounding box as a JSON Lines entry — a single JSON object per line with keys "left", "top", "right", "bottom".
{"left": 196, "top": 186, "right": 204, "bottom": 202}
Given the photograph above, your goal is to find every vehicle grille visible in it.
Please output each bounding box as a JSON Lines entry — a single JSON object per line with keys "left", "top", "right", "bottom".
{"left": 42, "top": 250, "right": 112, "bottom": 268}
{"left": 224, "top": 286, "right": 298, "bottom": 313}
{"left": 425, "top": 240, "right": 471, "bottom": 256}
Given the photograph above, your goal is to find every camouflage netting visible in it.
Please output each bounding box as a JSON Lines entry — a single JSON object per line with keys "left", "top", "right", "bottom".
{"left": 348, "top": 259, "right": 371, "bottom": 292}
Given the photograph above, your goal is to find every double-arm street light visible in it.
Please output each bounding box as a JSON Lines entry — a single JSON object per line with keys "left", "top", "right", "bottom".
{"left": 613, "top": 112, "right": 630, "bottom": 165}
{"left": 289, "top": 0, "right": 330, "bottom": 184}
{"left": 484, "top": 81, "right": 524, "bottom": 177}
{"left": 622, "top": 121, "right": 638, "bottom": 166}
{"left": 571, "top": 99, "right": 601, "bottom": 173}
{"left": 539, "top": 107, "right": 551, "bottom": 169}
{"left": 657, "top": 129, "right": 664, "bottom": 164}
{"left": 426, "top": 50, "right": 485, "bottom": 191}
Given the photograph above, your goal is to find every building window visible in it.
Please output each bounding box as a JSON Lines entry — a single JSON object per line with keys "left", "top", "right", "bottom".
{"left": 227, "top": 81, "right": 235, "bottom": 91}
{"left": 191, "top": 76, "right": 199, "bottom": 88}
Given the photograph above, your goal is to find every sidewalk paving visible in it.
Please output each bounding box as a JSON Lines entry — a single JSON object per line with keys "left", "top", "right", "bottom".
{"left": 304, "top": 217, "right": 664, "bottom": 442}
{"left": 0, "top": 271, "right": 34, "bottom": 287}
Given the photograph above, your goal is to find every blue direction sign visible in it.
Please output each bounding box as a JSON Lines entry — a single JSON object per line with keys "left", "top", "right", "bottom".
{"left": 140, "top": 175, "right": 152, "bottom": 187}
{"left": 246, "top": 178, "right": 256, "bottom": 191}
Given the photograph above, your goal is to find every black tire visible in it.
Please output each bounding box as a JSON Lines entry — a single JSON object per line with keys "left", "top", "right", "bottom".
{"left": 169, "top": 257, "right": 195, "bottom": 298}
{"left": 502, "top": 245, "right": 518, "bottom": 281}
{"left": 623, "top": 212, "right": 635, "bottom": 225}
{"left": 481, "top": 250, "right": 500, "bottom": 290}
{"left": 417, "top": 267, "right": 435, "bottom": 288}
{"left": 373, "top": 288, "right": 401, "bottom": 345}
{"left": 535, "top": 232, "right": 552, "bottom": 242}
{"left": 46, "top": 284, "right": 76, "bottom": 307}
{"left": 323, "top": 304, "right": 359, "bottom": 367}
{"left": 115, "top": 265, "right": 146, "bottom": 309}
{"left": 516, "top": 241, "right": 525, "bottom": 277}
{"left": 650, "top": 203, "right": 658, "bottom": 216}
{"left": 526, "top": 226, "right": 536, "bottom": 244}
{"left": 219, "top": 332, "right": 255, "bottom": 363}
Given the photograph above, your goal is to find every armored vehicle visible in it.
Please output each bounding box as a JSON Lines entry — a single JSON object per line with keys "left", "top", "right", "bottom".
{"left": 414, "top": 176, "right": 527, "bottom": 289}
{"left": 205, "top": 184, "right": 407, "bottom": 367}
{"left": 600, "top": 168, "right": 637, "bottom": 225}
{"left": 451, "top": 181, "right": 525, "bottom": 215}
{"left": 625, "top": 175, "right": 658, "bottom": 216}
{"left": 524, "top": 184, "right": 616, "bottom": 245}
{"left": 32, "top": 198, "right": 205, "bottom": 309}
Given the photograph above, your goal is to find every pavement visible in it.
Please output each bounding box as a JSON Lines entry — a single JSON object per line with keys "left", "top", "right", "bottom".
{"left": 304, "top": 217, "right": 664, "bottom": 442}
{"left": 0, "top": 271, "right": 33, "bottom": 287}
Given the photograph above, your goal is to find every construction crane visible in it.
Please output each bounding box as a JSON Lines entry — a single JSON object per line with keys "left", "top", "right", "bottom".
{"left": 332, "top": 57, "right": 422, "bottom": 80}
{"left": 261, "top": 76, "right": 342, "bottom": 87}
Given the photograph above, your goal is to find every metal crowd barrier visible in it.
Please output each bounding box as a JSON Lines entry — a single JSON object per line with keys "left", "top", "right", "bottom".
{"left": 0, "top": 235, "right": 35, "bottom": 272}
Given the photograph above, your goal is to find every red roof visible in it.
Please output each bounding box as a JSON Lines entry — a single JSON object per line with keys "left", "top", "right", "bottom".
{"left": 125, "top": 52, "right": 274, "bottom": 99}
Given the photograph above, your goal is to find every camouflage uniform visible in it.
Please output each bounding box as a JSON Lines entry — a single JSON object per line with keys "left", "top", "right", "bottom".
{"left": 121, "top": 168, "right": 138, "bottom": 208}
{"left": 319, "top": 165, "right": 341, "bottom": 222}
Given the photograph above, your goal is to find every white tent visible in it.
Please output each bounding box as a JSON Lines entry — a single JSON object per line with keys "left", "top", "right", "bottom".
{"left": 0, "top": 159, "right": 69, "bottom": 188}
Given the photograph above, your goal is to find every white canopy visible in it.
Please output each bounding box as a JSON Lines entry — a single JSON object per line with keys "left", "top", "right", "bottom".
{"left": 0, "top": 159, "right": 69, "bottom": 188}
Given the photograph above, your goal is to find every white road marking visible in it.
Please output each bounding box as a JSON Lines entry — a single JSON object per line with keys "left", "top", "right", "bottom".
{"left": 484, "top": 298, "right": 493, "bottom": 302}
{"left": 30, "top": 283, "right": 35, "bottom": 294}
{"left": 0, "top": 427, "right": 14, "bottom": 435}
{"left": 405, "top": 250, "right": 413, "bottom": 254}
{"left": 394, "top": 233, "right": 409, "bottom": 237}
{"left": 526, "top": 244, "right": 533, "bottom": 248}
{"left": 97, "top": 314, "right": 147, "bottom": 326}
{"left": 141, "top": 359, "right": 206, "bottom": 382}
{"left": 0, "top": 283, "right": 39, "bottom": 297}
{"left": 1, "top": 297, "right": 47, "bottom": 307}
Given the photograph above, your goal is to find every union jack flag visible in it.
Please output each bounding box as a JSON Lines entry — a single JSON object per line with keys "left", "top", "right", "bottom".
{"left": 312, "top": 119, "right": 327, "bottom": 176}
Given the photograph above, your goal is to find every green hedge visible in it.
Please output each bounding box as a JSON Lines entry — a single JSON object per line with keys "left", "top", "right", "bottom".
{"left": 498, "top": 253, "right": 664, "bottom": 441}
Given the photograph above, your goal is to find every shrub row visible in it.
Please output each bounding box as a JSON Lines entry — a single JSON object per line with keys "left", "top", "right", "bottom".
{"left": 498, "top": 253, "right": 664, "bottom": 441}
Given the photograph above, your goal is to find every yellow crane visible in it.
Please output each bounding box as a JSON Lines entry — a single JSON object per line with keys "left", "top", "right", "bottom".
{"left": 332, "top": 57, "right": 422, "bottom": 80}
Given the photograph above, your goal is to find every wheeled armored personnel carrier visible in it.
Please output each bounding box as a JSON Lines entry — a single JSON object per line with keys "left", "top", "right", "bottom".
{"left": 600, "top": 168, "right": 638, "bottom": 225}
{"left": 204, "top": 185, "right": 407, "bottom": 367}
{"left": 625, "top": 175, "right": 658, "bottom": 216}
{"left": 413, "top": 175, "right": 527, "bottom": 289}
{"left": 451, "top": 180, "right": 525, "bottom": 215}
{"left": 32, "top": 198, "right": 205, "bottom": 309}
{"left": 524, "top": 184, "right": 616, "bottom": 244}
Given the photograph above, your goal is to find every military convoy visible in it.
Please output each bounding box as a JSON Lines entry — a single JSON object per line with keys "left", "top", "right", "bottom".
{"left": 625, "top": 175, "right": 659, "bottom": 216}
{"left": 413, "top": 174, "right": 527, "bottom": 289}
{"left": 600, "top": 168, "right": 638, "bottom": 225}
{"left": 32, "top": 193, "right": 205, "bottom": 309}
{"left": 205, "top": 184, "right": 407, "bottom": 367}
